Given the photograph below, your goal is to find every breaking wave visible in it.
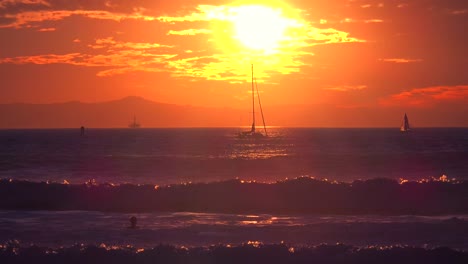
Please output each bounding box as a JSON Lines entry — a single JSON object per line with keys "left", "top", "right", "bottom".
{"left": 1, "top": 177, "right": 467, "bottom": 214}
{"left": 1, "top": 242, "right": 467, "bottom": 264}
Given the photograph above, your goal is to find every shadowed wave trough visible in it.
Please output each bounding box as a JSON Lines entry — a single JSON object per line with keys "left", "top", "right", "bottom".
{"left": 1, "top": 177, "right": 467, "bottom": 215}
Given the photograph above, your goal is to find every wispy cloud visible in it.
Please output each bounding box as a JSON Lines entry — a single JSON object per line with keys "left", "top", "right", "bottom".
{"left": 380, "top": 85, "right": 468, "bottom": 107}
{"left": 325, "top": 85, "right": 367, "bottom": 92}
{"left": 89, "top": 37, "right": 173, "bottom": 50}
{"left": 365, "top": 19, "right": 384, "bottom": 23}
{"left": 301, "top": 27, "right": 365, "bottom": 46}
{"left": 0, "top": 38, "right": 176, "bottom": 76}
{"left": 166, "top": 50, "right": 309, "bottom": 83}
{"left": 379, "top": 58, "right": 423, "bottom": 63}
{"left": 37, "top": 27, "right": 55, "bottom": 32}
{"left": 157, "top": 5, "right": 365, "bottom": 45}
{"left": 0, "top": 53, "right": 81, "bottom": 65}
{"left": 167, "top": 29, "right": 211, "bottom": 36}
{"left": 449, "top": 9, "right": 468, "bottom": 15}
{"left": 0, "top": 9, "right": 155, "bottom": 28}
{"left": 151, "top": 4, "right": 365, "bottom": 81}
{"left": 340, "top": 18, "right": 384, "bottom": 23}
{"left": 0, "top": 3, "right": 366, "bottom": 83}
{"left": 0, "top": 0, "right": 50, "bottom": 9}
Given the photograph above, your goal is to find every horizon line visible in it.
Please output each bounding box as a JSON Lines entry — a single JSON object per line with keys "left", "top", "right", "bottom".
{"left": 1, "top": 126, "right": 467, "bottom": 130}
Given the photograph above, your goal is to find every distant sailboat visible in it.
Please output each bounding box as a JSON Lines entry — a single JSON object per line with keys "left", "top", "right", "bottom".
{"left": 239, "top": 64, "right": 268, "bottom": 138}
{"left": 128, "top": 116, "right": 141, "bottom": 128}
{"left": 400, "top": 113, "right": 411, "bottom": 132}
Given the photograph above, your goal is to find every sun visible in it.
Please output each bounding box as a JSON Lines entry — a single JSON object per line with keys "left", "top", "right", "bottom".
{"left": 229, "top": 5, "right": 292, "bottom": 53}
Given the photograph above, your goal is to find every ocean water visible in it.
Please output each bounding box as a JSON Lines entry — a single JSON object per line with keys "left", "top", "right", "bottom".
{"left": 1, "top": 128, "right": 467, "bottom": 251}
{"left": 1, "top": 127, "right": 467, "bottom": 184}
{"left": 1, "top": 211, "right": 467, "bottom": 249}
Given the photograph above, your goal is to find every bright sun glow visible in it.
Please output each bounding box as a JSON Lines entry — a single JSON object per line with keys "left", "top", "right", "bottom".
{"left": 229, "top": 5, "right": 293, "bottom": 52}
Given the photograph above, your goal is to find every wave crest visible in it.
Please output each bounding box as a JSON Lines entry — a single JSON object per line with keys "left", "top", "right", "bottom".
{"left": 1, "top": 177, "right": 467, "bottom": 214}
{"left": 1, "top": 242, "right": 467, "bottom": 264}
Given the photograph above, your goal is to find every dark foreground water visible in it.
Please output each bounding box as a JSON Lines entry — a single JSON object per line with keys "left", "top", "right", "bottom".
{"left": 1, "top": 128, "right": 467, "bottom": 262}
{"left": 1, "top": 210, "right": 467, "bottom": 249}
{"left": 2, "top": 243, "right": 467, "bottom": 264}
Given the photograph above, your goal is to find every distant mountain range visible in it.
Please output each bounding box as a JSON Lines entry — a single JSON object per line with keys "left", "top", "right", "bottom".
{"left": 0, "top": 96, "right": 248, "bottom": 128}
{"left": 0, "top": 96, "right": 466, "bottom": 128}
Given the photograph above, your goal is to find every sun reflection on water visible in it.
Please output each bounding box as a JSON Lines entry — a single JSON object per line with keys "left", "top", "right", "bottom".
{"left": 227, "top": 132, "right": 293, "bottom": 160}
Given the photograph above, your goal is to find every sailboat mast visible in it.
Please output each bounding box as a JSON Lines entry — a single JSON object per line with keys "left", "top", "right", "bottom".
{"left": 255, "top": 77, "right": 268, "bottom": 137}
{"left": 251, "top": 64, "right": 255, "bottom": 132}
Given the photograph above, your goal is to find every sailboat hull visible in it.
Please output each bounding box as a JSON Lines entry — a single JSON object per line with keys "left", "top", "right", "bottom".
{"left": 238, "top": 131, "right": 265, "bottom": 139}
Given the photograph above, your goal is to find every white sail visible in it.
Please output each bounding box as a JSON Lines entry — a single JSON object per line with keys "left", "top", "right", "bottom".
{"left": 400, "top": 113, "right": 410, "bottom": 132}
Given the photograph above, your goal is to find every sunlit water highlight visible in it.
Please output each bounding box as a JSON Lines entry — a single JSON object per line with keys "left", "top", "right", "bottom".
{"left": 1, "top": 128, "right": 467, "bottom": 184}
{"left": 1, "top": 211, "right": 467, "bottom": 248}
{"left": 1, "top": 128, "right": 467, "bottom": 249}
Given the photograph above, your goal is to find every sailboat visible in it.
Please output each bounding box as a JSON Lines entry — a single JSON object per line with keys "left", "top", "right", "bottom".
{"left": 239, "top": 64, "right": 268, "bottom": 138}
{"left": 128, "top": 115, "right": 141, "bottom": 128}
{"left": 400, "top": 113, "right": 411, "bottom": 132}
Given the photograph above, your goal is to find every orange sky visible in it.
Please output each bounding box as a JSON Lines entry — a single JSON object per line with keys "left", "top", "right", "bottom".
{"left": 0, "top": 0, "right": 467, "bottom": 126}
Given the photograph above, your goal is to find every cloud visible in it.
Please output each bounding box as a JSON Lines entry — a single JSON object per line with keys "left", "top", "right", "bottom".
{"left": 300, "top": 28, "right": 365, "bottom": 46}
{"left": 167, "top": 29, "right": 211, "bottom": 36}
{"left": 340, "top": 18, "right": 384, "bottom": 23}
{"left": 0, "top": 53, "right": 82, "bottom": 65}
{"left": 95, "top": 66, "right": 165, "bottom": 77}
{"left": 449, "top": 9, "right": 467, "bottom": 15}
{"left": 157, "top": 5, "right": 221, "bottom": 23}
{"left": 173, "top": 2, "right": 363, "bottom": 80}
{"left": 20, "top": 5, "right": 365, "bottom": 83}
{"left": 379, "top": 58, "right": 423, "bottom": 63}
{"left": 37, "top": 27, "right": 55, "bottom": 31}
{"left": 0, "top": 38, "right": 176, "bottom": 76}
{"left": 165, "top": 50, "right": 310, "bottom": 83}
{"left": 324, "top": 85, "right": 367, "bottom": 92}
{"left": 89, "top": 37, "right": 173, "bottom": 49}
{"left": 380, "top": 85, "right": 468, "bottom": 107}
{"left": 0, "top": 3, "right": 366, "bottom": 83}
{"left": 157, "top": 4, "right": 365, "bottom": 46}
{"left": 0, "top": 9, "right": 155, "bottom": 28}
{"left": 0, "top": 0, "right": 50, "bottom": 9}
{"left": 365, "top": 19, "right": 384, "bottom": 23}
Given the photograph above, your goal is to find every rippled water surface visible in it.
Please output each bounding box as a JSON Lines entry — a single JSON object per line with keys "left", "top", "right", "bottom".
{"left": 1, "top": 128, "right": 467, "bottom": 184}
{"left": 1, "top": 128, "right": 468, "bottom": 248}
{"left": 1, "top": 211, "right": 467, "bottom": 248}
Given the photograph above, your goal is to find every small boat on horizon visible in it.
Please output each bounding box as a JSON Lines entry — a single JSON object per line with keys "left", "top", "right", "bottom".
{"left": 400, "top": 113, "right": 411, "bottom": 132}
{"left": 128, "top": 115, "right": 141, "bottom": 128}
{"left": 239, "top": 64, "right": 268, "bottom": 138}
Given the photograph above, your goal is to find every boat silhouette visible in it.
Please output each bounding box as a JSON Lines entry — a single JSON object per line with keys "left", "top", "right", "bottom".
{"left": 400, "top": 113, "right": 411, "bottom": 132}
{"left": 128, "top": 115, "right": 141, "bottom": 128}
{"left": 239, "top": 64, "right": 268, "bottom": 138}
